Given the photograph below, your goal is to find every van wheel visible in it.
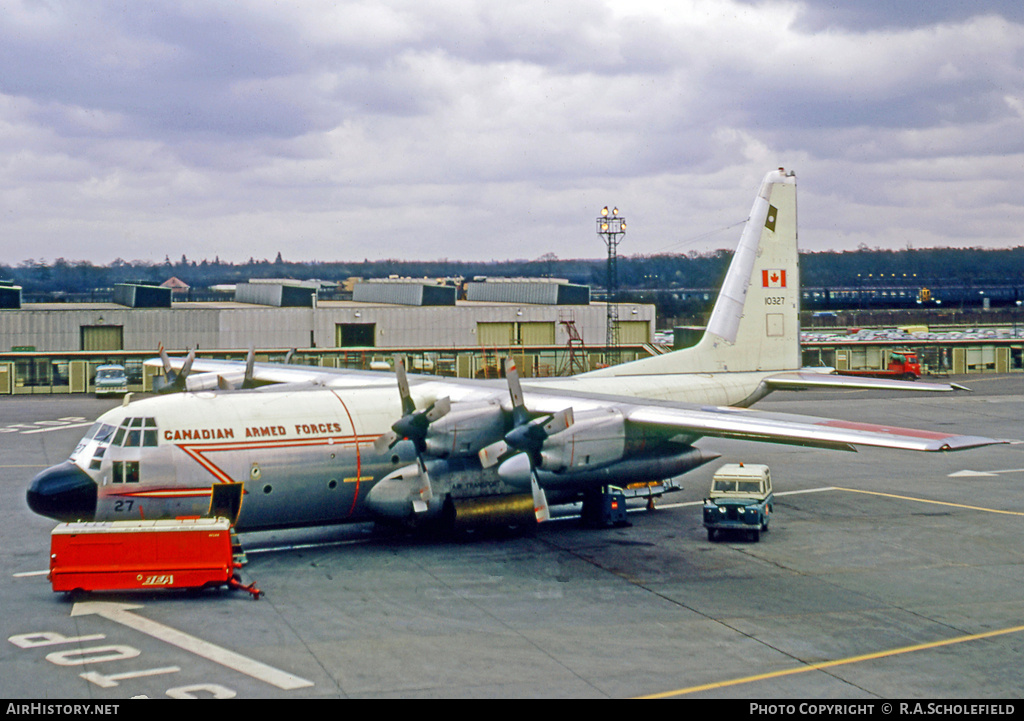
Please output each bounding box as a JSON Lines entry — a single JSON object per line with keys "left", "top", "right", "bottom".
{"left": 750, "top": 529, "right": 760, "bottom": 542}
{"left": 707, "top": 528, "right": 716, "bottom": 542}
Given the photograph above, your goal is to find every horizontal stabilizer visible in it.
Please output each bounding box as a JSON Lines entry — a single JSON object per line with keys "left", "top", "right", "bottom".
{"left": 766, "top": 371, "right": 969, "bottom": 393}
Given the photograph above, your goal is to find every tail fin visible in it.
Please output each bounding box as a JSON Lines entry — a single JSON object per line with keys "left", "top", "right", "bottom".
{"left": 585, "top": 168, "right": 800, "bottom": 377}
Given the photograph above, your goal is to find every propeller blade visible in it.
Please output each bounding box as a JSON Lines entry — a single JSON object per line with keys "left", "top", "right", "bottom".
{"left": 373, "top": 430, "right": 401, "bottom": 455}
{"left": 531, "top": 471, "right": 551, "bottom": 523}
{"left": 503, "top": 357, "right": 530, "bottom": 427}
{"left": 478, "top": 440, "right": 509, "bottom": 468}
{"left": 394, "top": 354, "right": 415, "bottom": 416}
{"left": 543, "top": 407, "right": 574, "bottom": 436}
{"left": 180, "top": 348, "right": 196, "bottom": 380}
{"left": 414, "top": 456, "right": 434, "bottom": 505}
{"left": 158, "top": 344, "right": 174, "bottom": 378}
{"left": 426, "top": 396, "right": 451, "bottom": 422}
{"left": 242, "top": 346, "right": 257, "bottom": 388}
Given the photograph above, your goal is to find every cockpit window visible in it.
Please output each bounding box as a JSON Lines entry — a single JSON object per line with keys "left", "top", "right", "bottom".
{"left": 113, "top": 417, "right": 159, "bottom": 447}
{"left": 72, "top": 422, "right": 117, "bottom": 462}
{"left": 94, "top": 423, "right": 115, "bottom": 444}
{"left": 125, "top": 417, "right": 143, "bottom": 447}
{"left": 112, "top": 421, "right": 128, "bottom": 447}
{"left": 142, "top": 418, "right": 158, "bottom": 447}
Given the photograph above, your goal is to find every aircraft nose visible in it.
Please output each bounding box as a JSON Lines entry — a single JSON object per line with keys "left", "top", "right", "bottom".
{"left": 27, "top": 461, "right": 97, "bottom": 522}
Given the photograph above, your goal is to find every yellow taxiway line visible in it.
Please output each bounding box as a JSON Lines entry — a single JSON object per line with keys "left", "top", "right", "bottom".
{"left": 834, "top": 487, "right": 1024, "bottom": 517}
{"left": 638, "top": 623, "right": 1024, "bottom": 698}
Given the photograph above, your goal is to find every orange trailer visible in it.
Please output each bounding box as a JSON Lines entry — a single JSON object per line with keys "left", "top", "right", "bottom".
{"left": 49, "top": 518, "right": 260, "bottom": 598}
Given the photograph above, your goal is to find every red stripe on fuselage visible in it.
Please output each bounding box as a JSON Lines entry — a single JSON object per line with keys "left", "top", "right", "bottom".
{"left": 330, "top": 391, "right": 363, "bottom": 516}
{"left": 175, "top": 433, "right": 375, "bottom": 490}
{"left": 109, "top": 488, "right": 213, "bottom": 499}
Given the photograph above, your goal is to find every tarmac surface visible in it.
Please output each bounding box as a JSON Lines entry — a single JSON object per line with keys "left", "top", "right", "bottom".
{"left": 1, "top": 375, "right": 1022, "bottom": 699}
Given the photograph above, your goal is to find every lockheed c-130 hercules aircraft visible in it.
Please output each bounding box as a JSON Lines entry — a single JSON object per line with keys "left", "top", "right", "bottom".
{"left": 27, "top": 168, "right": 1004, "bottom": 533}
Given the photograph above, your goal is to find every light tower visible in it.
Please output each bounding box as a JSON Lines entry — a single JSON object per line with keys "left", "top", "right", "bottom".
{"left": 597, "top": 206, "right": 626, "bottom": 365}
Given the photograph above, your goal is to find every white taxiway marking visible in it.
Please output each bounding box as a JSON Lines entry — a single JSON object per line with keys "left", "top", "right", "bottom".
{"left": 71, "top": 601, "right": 314, "bottom": 690}
{"left": 0, "top": 417, "right": 90, "bottom": 435}
{"left": 22, "top": 422, "right": 94, "bottom": 435}
{"left": 949, "top": 468, "right": 1024, "bottom": 478}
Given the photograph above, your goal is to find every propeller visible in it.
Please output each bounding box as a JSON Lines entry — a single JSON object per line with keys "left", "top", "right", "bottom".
{"left": 217, "top": 346, "right": 257, "bottom": 390}
{"left": 157, "top": 345, "right": 196, "bottom": 393}
{"left": 372, "top": 355, "right": 451, "bottom": 456}
{"left": 371, "top": 355, "right": 452, "bottom": 510}
{"left": 478, "top": 358, "right": 574, "bottom": 523}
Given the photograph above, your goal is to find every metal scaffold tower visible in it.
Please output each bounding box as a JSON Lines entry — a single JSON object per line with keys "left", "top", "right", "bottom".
{"left": 557, "top": 310, "right": 588, "bottom": 375}
{"left": 597, "top": 206, "right": 626, "bottom": 366}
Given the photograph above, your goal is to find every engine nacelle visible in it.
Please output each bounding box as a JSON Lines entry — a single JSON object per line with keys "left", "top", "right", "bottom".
{"left": 183, "top": 370, "right": 245, "bottom": 392}
{"left": 536, "top": 408, "right": 626, "bottom": 472}
{"left": 423, "top": 400, "right": 505, "bottom": 458}
{"left": 365, "top": 463, "right": 434, "bottom": 519}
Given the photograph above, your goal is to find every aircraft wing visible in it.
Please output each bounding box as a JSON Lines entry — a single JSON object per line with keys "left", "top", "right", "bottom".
{"left": 144, "top": 355, "right": 400, "bottom": 390}
{"left": 764, "top": 370, "right": 970, "bottom": 393}
{"left": 509, "top": 389, "right": 1005, "bottom": 454}
{"left": 622, "top": 403, "right": 1001, "bottom": 453}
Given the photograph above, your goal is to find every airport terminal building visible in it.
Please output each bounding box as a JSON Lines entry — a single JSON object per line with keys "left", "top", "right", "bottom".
{"left": 0, "top": 279, "right": 658, "bottom": 393}
{"left": 1, "top": 278, "right": 1020, "bottom": 394}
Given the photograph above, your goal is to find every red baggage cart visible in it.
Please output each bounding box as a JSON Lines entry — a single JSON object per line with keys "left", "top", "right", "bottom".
{"left": 49, "top": 518, "right": 260, "bottom": 598}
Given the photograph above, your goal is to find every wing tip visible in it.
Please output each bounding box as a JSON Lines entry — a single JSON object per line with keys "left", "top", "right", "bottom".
{"left": 932, "top": 436, "right": 1009, "bottom": 452}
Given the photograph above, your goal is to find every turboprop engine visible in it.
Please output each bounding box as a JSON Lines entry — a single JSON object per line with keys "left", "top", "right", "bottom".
{"left": 522, "top": 407, "right": 625, "bottom": 473}
{"left": 422, "top": 400, "right": 505, "bottom": 458}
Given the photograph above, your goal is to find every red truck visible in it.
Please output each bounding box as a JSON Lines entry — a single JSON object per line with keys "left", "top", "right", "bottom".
{"left": 838, "top": 349, "right": 921, "bottom": 380}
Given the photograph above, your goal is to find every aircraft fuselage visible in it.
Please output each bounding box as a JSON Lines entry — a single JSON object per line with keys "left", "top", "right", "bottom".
{"left": 28, "top": 372, "right": 768, "bottom": 530}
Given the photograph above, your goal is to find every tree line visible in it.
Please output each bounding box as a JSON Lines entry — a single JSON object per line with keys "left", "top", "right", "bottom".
{"left": 4, "top": 246, "right": 1023, "bottom": 296}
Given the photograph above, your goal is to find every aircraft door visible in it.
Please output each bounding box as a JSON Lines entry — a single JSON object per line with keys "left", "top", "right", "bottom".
{"left": 209, "top": 482, "right": 244, "bottom": 526}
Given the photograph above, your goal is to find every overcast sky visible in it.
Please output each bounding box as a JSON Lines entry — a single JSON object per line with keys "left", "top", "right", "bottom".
{"left": 2, "top": 1, "right": 1023, "bottom": 265}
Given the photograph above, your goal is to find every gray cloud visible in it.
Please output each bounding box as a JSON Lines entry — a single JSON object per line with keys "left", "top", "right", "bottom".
{"left": 1, "top": 0, "right": 1022, "bottom": 265}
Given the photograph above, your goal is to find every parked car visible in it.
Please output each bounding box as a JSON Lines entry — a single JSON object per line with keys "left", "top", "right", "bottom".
{"left": 703, "top": 463, "right": 773, "bottom": 542}
{"left": 94, "top": 364, "right": 128, "bottom": 397}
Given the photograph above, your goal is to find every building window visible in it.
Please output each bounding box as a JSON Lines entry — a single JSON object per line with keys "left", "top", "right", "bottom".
{"left": 336, "top": 323, "right": 376, "bottom": 347}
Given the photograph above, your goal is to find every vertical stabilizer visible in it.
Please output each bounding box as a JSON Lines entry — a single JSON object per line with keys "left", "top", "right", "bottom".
{"left": 584, "top": 168, "right": 800, "bottom": 377}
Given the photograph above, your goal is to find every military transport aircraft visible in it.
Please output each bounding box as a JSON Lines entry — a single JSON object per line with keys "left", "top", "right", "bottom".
{"left": 26, "top": 168, "right": 1003, "bottom": 533}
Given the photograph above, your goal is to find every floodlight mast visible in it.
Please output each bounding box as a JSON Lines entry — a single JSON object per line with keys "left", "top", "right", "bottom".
{"left": 597, "top": 206, "right": 626, "bottom": 365}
